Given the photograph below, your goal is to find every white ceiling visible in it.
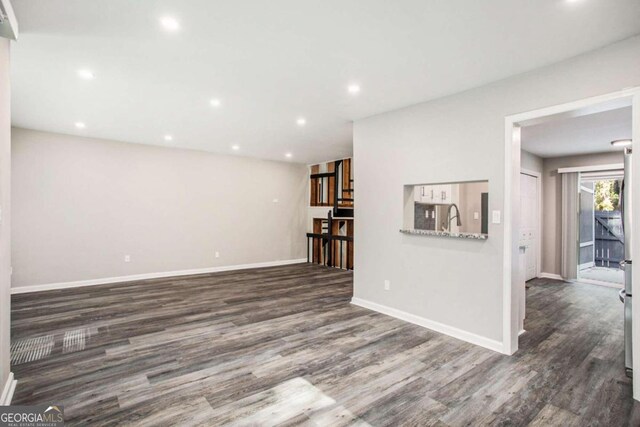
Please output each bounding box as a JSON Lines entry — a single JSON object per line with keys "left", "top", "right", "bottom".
{"left": 521, "top": 106, "right": 632, "bottom": 158}
{"left": 10, "top": 0, "right": 640, "bottom": 164}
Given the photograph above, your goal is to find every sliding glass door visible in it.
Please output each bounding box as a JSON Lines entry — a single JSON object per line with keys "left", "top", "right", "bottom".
{"left": 578, "top": 182, "right": 595, "bottom": 271}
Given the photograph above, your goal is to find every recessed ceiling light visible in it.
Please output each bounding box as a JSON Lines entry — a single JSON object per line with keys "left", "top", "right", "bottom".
{"left": 164, "top": 134, "right": 173, "bottom": 141}
{"left": 210, "top": 99, "right": 222, "bottom": 107}
{"left": 231, "top": 145, "right": 240, "bottom": 151}
{"left": 77, "top": 69, "right": 95, "bottom": 80}
{"left": 611, "top": 139, "right": 632, "bottom": 147}
{"left": 347, "top": 84, "right": 361, "bottom": 94}
{"left": 296, "top": 118, "right": 306, "bottom": 126}
{"left": 285, "top": 152, "right": 293, "bottom": 158}
{"left": 75, "top": 122, "right": 86, "bottom": 129}
{"left": 160, "top": 16, "right": 180, "bottom": 32}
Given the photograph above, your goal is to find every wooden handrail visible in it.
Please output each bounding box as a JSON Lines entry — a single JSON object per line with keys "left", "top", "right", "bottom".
{"left": 306, "top": 233, "right": 353, "bottom": 242}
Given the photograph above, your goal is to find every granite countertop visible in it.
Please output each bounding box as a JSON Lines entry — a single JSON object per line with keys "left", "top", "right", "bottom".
{"left": 399, "top": 229, "right": 488, "bottom": 240}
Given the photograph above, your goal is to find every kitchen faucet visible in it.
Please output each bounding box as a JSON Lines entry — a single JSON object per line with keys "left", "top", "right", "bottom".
{"left": 447, "top": 203, "right": 462, "bottom": 231}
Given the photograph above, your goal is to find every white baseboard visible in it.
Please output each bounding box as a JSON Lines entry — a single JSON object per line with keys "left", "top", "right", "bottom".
{"left": 11, "top": 258, "right": 308, "bottom": 294}
{"left": 539, "top": 272, "right": 564, "bottom": 281}
{"left": 0, "top": 373, "right": 16, "bottom": 406}
{"left": 350, "top": 297, "right": 505, "bottom": 354}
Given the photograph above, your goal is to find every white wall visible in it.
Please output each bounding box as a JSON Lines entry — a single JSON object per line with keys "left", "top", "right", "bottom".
{"left": 12, "top": 128, "right": 308, "bottom": 288}
{"left": 353, "top": 36, "right": 640, "bottom": 349}
{"left": 0, "top": 38, "right": 11, "bottom": 392}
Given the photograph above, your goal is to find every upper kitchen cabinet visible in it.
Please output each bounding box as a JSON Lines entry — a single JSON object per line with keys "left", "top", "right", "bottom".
{"left": 415, "top": 184, "right": 453, "bottom": 204}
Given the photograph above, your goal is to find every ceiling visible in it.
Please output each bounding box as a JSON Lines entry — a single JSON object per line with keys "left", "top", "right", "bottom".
{"left": 10, "top": 0, "right": 640, "bottom": 164}
{"left": 521, "top": 106, "right": 632, "bottom": 158}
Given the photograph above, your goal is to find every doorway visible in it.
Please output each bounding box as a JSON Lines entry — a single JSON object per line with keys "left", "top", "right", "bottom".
{"left": 504, "top": 88, "right": 639, "bottom": 400}
{"left": 578, "top": 175, "right": 625, "bottom": 286}
{"left": 520, "top": 170, "right": 540, "bottom": 282}
{"left": 503, "top": 88, "right": 640, "bottom": 400}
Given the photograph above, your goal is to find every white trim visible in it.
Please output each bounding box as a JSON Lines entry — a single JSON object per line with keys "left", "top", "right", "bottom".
{"left": 578, "top": 178, "right": 596, "bottom": 277}
{"left": 539, "top": 272, "right": 564, "bottom": 280}
{"left": 502, "top": 121, "right": 519, "bottom": 355}
{"left": 578, "top": 262, "right": 595, "bottom": 270}
{"left": 0, "top": 373, "right": 16, "bottom": 406}
{"left": 507, "top": 88, "right": 638, "bottom": 124}
{"left": 581, "top": 170, "right": 624, "bottom": 180}
{"left": 579, "top": 185, "right": 594, "bottom": 194}
{"left": 519, "top": 168, "right": 540, "bottom": 178}
{"left": 0, "top": 0, "right": 19, "bottom": 40}
{"left": 350, "top": 297, "right": 505, "bottom": 354}
{"left": 11, "top": 258, "right": 308, "bottom": 294}
{"left": 518, "top": 329, "right": 526, "bottom": 336}
{"left": 558, "top": 163, "right": 624, "bottom": 174}
{"left": 631, "top": 91, "right": 640, "bottom": 401}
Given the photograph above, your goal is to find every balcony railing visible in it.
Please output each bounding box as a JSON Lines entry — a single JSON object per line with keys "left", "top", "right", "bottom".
{"left": 306, "top": 232, "right": 354, "bottom": 270}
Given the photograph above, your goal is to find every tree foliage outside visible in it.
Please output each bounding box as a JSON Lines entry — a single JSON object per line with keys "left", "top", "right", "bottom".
{"left": 594, "top": 180, "right": 620, "bottom": 211}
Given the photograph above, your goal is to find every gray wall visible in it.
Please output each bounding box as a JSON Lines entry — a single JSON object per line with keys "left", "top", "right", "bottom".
{"left": 521, "top": 150, "right": 543, "bottom": 173}
{"left": 12, "top": 128, "right": 308, "bottom": 287}
{"left": 540, "top": 152, "right": 623, "bottom": 276}
{"left": 0, "top": 38, "right": 11, "bottom": 389}
{"left": 353, "top": 36, "right": 640, "bottom": 345}
{"left": 459, "top": 182, "right": 489, "bottom": 234}
{"left": 519, "top": 149, "right": 621, "bottom": 276}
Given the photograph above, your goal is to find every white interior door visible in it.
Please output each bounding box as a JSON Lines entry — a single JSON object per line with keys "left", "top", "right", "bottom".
{"left": 520, "top": 172, "right": 539, "bottom": 281}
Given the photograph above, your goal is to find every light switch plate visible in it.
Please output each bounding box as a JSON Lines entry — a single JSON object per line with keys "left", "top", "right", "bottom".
{"left": 492, "top": 210, "right": 501, "bottom": 224}
{"left": 473, "top": 212, "right": 479, "bottom": 220}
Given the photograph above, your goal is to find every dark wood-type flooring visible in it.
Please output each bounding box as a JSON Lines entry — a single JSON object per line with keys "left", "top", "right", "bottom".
{"left": 11, "top": 264, "right": 640, "bottom": 426}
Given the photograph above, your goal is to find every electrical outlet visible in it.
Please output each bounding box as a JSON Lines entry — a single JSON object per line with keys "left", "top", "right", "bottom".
{"left": 124, "top": 255, "right": 131, "bottom": 263}
{"left": 384, "top": 280, "right": 390, "bottom": 291}
{"left": 215, "top": 251, "right": 220, "bottom": 258}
